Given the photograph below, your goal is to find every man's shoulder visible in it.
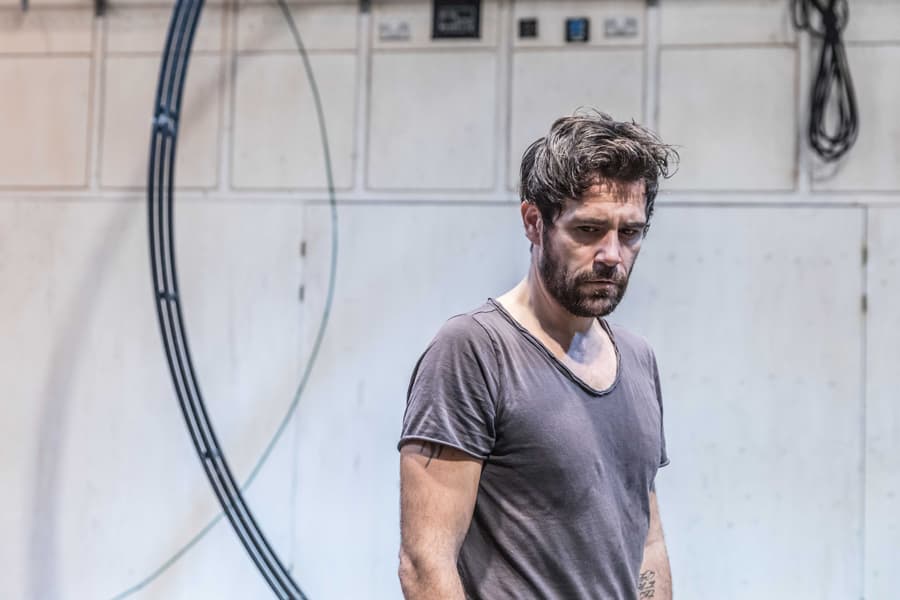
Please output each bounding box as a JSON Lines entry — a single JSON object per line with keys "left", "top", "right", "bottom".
{"left": 431, "top": 300, "right": 504, "bottom": 348}
{"left": 607, "top": 322, "right": 656, "bottom": 362}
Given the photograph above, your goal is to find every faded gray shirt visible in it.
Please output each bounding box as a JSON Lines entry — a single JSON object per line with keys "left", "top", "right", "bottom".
{"left": 399, "top": 299, "right": 669, "bottom": 600}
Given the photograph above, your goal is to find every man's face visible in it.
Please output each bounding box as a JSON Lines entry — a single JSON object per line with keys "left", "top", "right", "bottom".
{"left": 536, "top": 180, "right": 647, "bottom": 318}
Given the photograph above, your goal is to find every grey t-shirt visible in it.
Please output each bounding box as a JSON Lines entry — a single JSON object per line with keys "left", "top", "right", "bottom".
{"left": 399, "top": 299, "right": 668, "bottom": 600}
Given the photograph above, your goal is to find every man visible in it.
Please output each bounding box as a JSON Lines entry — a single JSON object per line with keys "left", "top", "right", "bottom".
{"left": 397, "top": 112, "right": 677, "bottom": 599}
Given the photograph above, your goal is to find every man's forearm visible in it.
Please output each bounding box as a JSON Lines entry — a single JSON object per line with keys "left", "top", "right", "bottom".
{"left": 638, "top": 540, "right": 672, "bottom": 600}
{"left": 398, "top": 552, "right": 466, "bottom": 600}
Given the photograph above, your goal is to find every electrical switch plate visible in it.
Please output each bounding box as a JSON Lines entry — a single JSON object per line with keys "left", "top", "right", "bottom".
{"left": 604, "top": 16, "right": 639, "bottom": 38}
{"left": 379, "top": 20, "right": 411, "bottom": 41}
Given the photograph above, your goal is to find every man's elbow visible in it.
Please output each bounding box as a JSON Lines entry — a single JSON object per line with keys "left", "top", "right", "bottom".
{"left": 398, "top": 547, "right": 433, "bottom": 595}
{"left": 398, "top": 547, "right": 418, "bottom": 592}
{"left": 398, "top": 546, "right": 460, "bottom": 598}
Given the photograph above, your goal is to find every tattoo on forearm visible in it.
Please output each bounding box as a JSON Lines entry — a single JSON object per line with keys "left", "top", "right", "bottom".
{"left": 639, "top": 570, "right": 656, "bottom": 599}
{"left": 417, "top": 442, "right": 444, "bottom": 468}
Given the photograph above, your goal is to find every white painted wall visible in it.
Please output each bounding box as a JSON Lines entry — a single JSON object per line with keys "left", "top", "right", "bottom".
{"left": 1, "top": 0, "right": 898, "bottom": 598}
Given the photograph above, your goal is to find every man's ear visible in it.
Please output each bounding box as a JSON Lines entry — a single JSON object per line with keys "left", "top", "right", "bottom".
{"left": 521, "top": 201, "right": 543, "bottom": 246}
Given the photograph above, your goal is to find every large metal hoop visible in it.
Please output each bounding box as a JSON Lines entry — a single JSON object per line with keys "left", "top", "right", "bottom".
{"left": 146, "top": 0, "right": 336, "bottom": 595}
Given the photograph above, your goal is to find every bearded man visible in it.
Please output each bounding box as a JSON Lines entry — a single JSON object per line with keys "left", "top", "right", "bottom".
{"left": 398, "top": 112, "right": 678, "bottom": 600}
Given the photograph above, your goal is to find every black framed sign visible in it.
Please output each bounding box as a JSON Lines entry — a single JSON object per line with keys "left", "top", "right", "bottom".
{"left": 432, "top": 0, "right": 481, "bottom": 39}
{"left": 518, "top": 17, "right": 538, "bottom": 39}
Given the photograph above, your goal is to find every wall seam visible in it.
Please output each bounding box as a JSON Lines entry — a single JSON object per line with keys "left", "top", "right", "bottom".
{"left": 495, "top": 0, "right": 511, "bottom": 197}
{"left": 796, "top": 13, "right": 810, "bottom": 196}
{"left": 217, "top": 0, "right": 234, "bottom": 193}
{"left": 352, "top": 1, "right": 371, "bottom": 194}
{"left": 860, "top": 205, "right": 869, "bottom": 600}
{"left": 87, "top": 15, "right": 105, "bottom": 190}
{"left": 644, "top": 0, "right": 659, "bottom": 131}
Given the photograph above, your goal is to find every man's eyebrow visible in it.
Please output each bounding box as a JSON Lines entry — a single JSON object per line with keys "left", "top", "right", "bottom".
{"left": 572, "top": 218, "right": 611, "bottom": 226}
{"left": 571, "top": 218, "right": 647, "bottom": 229}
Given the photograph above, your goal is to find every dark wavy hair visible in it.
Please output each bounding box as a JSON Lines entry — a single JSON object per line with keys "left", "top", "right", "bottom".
{"left": 520, "top": 110, "right": 678, "bottom": 229}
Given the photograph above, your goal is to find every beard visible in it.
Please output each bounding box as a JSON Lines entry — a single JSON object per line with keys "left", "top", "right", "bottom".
{"left": 537, "top": 233, "right": 632, "bottom": 318}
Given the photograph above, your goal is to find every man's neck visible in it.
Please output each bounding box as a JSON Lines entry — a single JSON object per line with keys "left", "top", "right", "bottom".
{"left": 498, "top": 265, "right": 598, "bottom": 349}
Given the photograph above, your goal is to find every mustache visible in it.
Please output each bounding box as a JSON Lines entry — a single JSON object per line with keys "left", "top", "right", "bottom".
{"left": 573, "top": 266, "right": 627, "bottom": 285}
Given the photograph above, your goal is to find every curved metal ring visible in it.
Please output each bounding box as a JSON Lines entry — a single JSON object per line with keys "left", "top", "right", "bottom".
{"left": 146, "top": 0, "right": 334, "bottom": 595}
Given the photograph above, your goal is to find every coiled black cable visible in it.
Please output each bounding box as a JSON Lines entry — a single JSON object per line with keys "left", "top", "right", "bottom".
{"left": 791, "top": 0, "right": 859, "bottom": 162}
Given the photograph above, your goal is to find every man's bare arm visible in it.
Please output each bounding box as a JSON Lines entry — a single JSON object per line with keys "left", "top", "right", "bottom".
{"left": 399, "top": 440, "right": 482, "bottom": 600}
{"left": 638, "top": 490, "right": 672, "bottom": 599}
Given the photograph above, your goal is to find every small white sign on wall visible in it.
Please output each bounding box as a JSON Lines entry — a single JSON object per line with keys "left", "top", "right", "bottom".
{"left": 604, "top": 16, "right": 639, "bottom": 38}
{"left": 378, "top": 20, "right": 412, "bottom": 41}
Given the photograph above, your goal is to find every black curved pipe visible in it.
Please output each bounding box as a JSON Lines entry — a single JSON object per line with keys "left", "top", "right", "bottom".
{"left": 147, "top": 0, "right": 307, "bottom": 597}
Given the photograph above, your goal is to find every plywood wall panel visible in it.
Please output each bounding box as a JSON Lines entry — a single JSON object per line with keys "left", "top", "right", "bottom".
{"left": 367, "top": 51, "right": 497, "bottom": 191}
{"left": 100, "top": 55, "right": 221, "bottom": 189}
{"left": 292, "top": 203, "right": 528, "bottom": 598}
{"left": 237, "top": 0, "right": 353, "bottom": 6}
{"left": 231, "top": 53, "right": 357, "bottom": 190}
{"left": 0, "top": 8, "right": 93, "bottom": 54}
{"left": 104, "top": 0, "right": 226, "bottom": 7}
{"left": 0, "top": 57, "right": 91, "bottom": 188}
{"left": 0, "top": 198, "right": 306, "bottom": 597}
{"left": 237, "top": 3, "right": 358, "bottom": 52}
{"left": 105, "top": 6, "right": 224, "bottom": 54}
{"left": 612, "top": 206, "right": 865, "bottom": 599}
{"left": 864, "top": 207, "right": 900, "bottom": 600}
{"left": 9, "top": 0, "right": 92, "bottom": 8}
{"left": 843, "top": 0, "right": 900, "bottom": 43}
{"left": 509, "top": 48, "right": 644, "bottom": 189}
{"left": 811, "top": 46, "right": 900, "bottom": 193}
{"left": 659, "top": 47, "right": 797, "bottom": 191}
{"left": 660, "top": 0, "right": 794, "bottom": 46}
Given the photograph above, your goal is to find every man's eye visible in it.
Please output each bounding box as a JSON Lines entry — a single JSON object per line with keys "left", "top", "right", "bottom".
{"left": 578, "top": 226, "right": 599, "bottom": 233}
{"left": 620, "top": 228, "right": 641, "bottom": 239}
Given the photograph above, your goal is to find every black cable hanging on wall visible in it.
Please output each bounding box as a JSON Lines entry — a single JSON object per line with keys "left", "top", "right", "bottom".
{"left": 144, "top": 0, "right": 338, "bottom": 596}
{"left": 791, "top": 0, "right": 859, "bottom": 162}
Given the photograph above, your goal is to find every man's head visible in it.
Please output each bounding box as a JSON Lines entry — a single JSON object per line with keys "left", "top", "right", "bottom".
{"left": 519, "top": 111, "right": 677, "bottom": 318}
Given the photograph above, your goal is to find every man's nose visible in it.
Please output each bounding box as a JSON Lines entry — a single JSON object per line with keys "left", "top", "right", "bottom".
{"left": 594, "top": 231, "right": 623, "bottom": 268}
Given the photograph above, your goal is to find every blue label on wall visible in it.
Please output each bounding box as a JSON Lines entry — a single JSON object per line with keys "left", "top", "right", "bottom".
{"left": 565, "top": 17, "right": 590, "bottom": 43}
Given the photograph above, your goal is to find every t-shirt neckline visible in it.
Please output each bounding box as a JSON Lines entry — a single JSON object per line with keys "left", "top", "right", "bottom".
{"left": 486, "top": 297, "right": 622, "bottom": 397}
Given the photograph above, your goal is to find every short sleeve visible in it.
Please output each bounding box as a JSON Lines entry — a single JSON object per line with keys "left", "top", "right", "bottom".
{"left": 398, "top": 314, "right": 500, "bottom": 459}
{"left": 650, "top": 349, "right": 670, "bottom": 468}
